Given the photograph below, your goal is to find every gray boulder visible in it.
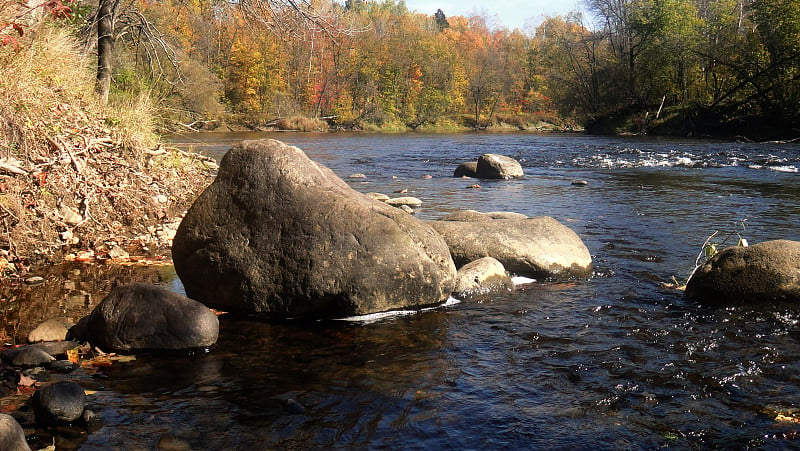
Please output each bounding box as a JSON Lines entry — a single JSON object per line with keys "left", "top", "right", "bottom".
{"left": 0, "top": 414, "right": 30, "bottom": 451}
{"left": 476, "top": 154, "right": 524, "bottom": 179}
{"left": 74, "top": 284, "right": 219, "bottom": 352}
{"left": 453, "top": 257, "right": 515, "bottom": 299}
{"left": 32, "top": 381, "right": 85, "bottom": 425}
{"left": 172, "top": 139, "right": 456, "bottom": 318}
{"left": 454, "top": 155, "right": 524, "bottom": 179}
{"left": 8, "top": 347, "right": 54, "bottom": 367}
{"left": 686, "top": 240, "right": 800, "bottom": 305}
{"left": 428, "top": 215, "right": 592, "bottom": 279}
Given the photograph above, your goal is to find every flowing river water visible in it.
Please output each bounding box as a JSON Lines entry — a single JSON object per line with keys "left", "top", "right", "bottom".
{"left": 9, "top": 132, "right": 800, "bottom": 449}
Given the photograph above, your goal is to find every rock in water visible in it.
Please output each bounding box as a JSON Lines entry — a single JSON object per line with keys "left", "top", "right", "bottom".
{"left": 77, "top": 284, "right": 219, "bottom": 352}
{"left": 172, "top": 139, "right": 456, "bottom": 318}
{"left": 32, "top": 381, "right": 85, "bottom": 425}
{"left": 452, "top": 257, "right": 515, "bottom": 300}
{"left": 428, "top": 215, "right": 592, "bottom": 279}
{"left": 476, "top": 154, "right": 524, "bottom": 179}
{"left": 0, "top": 414, "right": 30, "bottom": 451}
{"left": 454, "top": 161, "right": 478, "bottom": 178}
{"left": 686, "top": 240, "right": 800, "bottom": 305}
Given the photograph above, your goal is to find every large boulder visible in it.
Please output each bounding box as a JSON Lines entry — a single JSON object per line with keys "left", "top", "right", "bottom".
{"left": 686, "top": 240, "right": 800, "bottom": 305}
{"left": 452, "top": 257, "right": 515, "bottom": 300}
{"left": 476, "top": 154, "right": 524, "bottom": 179}
{"left": 454, "top": 155, "right": 524, "bottom": 179}
{"left": 428, "top": 214, "right": 592, "bottom": 279}
{"left": 172, "top": 139, "right": 457, "bottom": 318}
{"left": 72, "top": 284, "right": 219, "bottom": 352}
{"left": 0, "top": 414, "right": 30, "bottom": 451}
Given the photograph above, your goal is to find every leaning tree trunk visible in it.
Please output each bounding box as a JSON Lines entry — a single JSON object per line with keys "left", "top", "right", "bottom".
{"left": 96, "top": 0, "right": 114, "bottom": 105}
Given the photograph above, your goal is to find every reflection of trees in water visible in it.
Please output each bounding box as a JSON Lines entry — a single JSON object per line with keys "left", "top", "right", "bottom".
{"left": 0, "top": 263, "right": 177, "bottom": 343}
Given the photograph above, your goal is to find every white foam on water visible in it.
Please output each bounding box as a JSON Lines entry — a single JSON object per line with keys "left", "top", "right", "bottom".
{"left": 335, "top": 296, "right": 461, "bottom": 323}
{"left": 512, "top": 276, "right": 537, "bottom": 285}
{"left": 770, "top": 165, "right": 798, "bottom": 173}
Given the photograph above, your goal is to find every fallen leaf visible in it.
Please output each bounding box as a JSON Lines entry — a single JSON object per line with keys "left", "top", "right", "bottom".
{"left": 66, "top": 347, "right": 81, "bottom": 363}
{"left": 17, "top": 374, "right": 35, "bottom": 387}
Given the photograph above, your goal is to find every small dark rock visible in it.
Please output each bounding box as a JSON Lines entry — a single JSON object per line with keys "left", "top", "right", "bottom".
{"left": 8, "top": 347, "right": 54, "bottom": 367}
{"left": 454, "top": 161, "right": 478, "bottom": 178}
{"left": 284, "top": 398, "right": 305, "bottom": 415}
{"left": 571, "top": 180, "right": 589, "bottom": 186}
{"left": 21, "top": 367, "right": 50, "bottom": 383}
{"left": 49, "top": 360, "right": 77, "bottom": 373}
{"left": 32, "top": 381, "right": 86, "bottom": 425}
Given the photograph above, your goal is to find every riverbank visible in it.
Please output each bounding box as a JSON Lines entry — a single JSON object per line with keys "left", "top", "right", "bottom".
{"left": 0, "top": 28, "right": 217, "bottom": 275}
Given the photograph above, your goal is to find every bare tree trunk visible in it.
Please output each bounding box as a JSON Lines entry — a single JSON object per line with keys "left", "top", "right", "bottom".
{"left": 96, "top": 0, "right": 114, "bottom": 104}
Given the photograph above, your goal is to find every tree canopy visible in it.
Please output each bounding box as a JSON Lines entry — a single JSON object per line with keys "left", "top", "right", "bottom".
{"left": 9, "top": 0, "right": 798, "bottom": 137}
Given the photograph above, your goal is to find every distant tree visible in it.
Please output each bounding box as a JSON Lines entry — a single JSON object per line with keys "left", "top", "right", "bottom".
{"left": 434, "top": 8, "right": 449, "bottom": 31}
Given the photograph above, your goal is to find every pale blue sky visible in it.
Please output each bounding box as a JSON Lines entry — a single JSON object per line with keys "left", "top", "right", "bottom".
{"left": 402, "top": 0, "right": 585, "bottom": 31}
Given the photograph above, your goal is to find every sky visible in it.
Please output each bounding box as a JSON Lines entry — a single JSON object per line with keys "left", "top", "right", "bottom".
{"left": 402, "top": 0, "right": 586, "bottom": 31}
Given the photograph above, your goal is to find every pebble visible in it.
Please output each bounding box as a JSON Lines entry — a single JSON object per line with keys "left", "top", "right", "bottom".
{"left": 24, "top": 276, "right": 44, "bottom": 285}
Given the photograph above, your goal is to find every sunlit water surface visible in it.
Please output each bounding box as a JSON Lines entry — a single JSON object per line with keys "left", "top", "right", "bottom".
{"left": 48, "top": 133, "right": 800, "bottom": 448}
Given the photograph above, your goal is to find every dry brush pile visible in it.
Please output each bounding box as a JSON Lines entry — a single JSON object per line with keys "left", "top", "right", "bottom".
{"left": 0, "top": 26, "right": 216, "bottom": 272}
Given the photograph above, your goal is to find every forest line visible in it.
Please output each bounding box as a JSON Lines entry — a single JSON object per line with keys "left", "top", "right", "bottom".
{"left": 5, "top": 0, "right": 800, "bottom": 138}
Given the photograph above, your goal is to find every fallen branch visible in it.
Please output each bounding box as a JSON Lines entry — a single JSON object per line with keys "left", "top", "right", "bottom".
{"left": 0, "top": 159, "right": 27, "bottom": 176}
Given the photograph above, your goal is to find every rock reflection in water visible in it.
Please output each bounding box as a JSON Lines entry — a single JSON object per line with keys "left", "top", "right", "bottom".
{"left": 78, "top": 311, "right": 456, "bottom": 449}
{"left": 0, "top": 263, "right": 177, "bottom": 343}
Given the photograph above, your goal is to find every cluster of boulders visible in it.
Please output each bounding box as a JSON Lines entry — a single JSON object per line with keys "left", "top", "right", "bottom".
{"left": 171, "top": 139, "right": 593, "bottom": 318}
{"left": 3, "top": 138, "right": 796, "bottom": 448}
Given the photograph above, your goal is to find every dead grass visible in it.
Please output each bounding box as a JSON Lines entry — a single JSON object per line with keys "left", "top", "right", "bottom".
{"left": 0, "top": 25, "right": 215, "bottom": 272}
{"left": 275, "top": 115, "right": 328, "bottom": 132}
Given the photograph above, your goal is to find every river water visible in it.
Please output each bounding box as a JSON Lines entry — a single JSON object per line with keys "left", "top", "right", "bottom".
{"left": 38, "top": 133, "right": 800, "bottom": 448}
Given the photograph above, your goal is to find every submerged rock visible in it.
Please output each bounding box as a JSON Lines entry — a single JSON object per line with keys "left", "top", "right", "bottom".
{"left": 428, "top": 215, "right": 592, "bottom": 279}
{"left": 686, "top": 240, "right": 800, "bottom": 305}
{"left": 440, "top": 210, "right": 527, "bottom": 222}
{"left": 0, "top": 414, "right": 30, "bottom": 451}
{"left": 32, "top": 381, "right": 86, "bottom": 425}
{"left": 172, "top": 139, "right": 456, "bottom": 318}
{"left": 453, "top": 257, "right": 515, "bottom": 300}
{"left": 73, "top": 284, "right": 219, "bottom": 352}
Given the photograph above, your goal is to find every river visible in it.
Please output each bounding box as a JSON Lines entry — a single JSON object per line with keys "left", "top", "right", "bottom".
{"left": 25, "top": 132, "right": 800, "bottom": 448}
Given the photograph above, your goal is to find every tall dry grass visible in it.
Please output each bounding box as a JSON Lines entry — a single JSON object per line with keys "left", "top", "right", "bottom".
{"left": 0, "top": 23, "right": 198, "bottom": 267}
